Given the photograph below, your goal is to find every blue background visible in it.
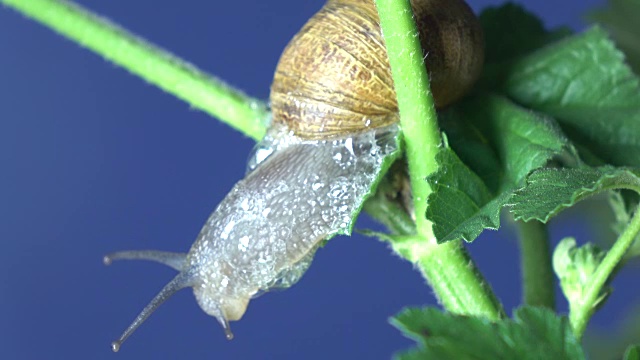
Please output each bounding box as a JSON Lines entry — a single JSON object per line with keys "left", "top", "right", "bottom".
{"left": 2, "top": 0, "right": 636, "bottom": 359}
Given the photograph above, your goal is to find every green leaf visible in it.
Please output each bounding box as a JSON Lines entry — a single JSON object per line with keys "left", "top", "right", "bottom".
{"left": 426, "top": 147, "right": 502, "bottom": 242}
{"left": 391, "top": 306, "right": 585, "bottom": 360}
{"left": 480, "top": 3, "right": 572, "bottom": 64}
{"left": 625, "top": 344, "right": 640, "bottom": 360}
{"left": 429, "top": 95, "right": 569, "bottom": 242}
{"left": 511, "top": 167, "right": 640, "bottom": 223}
{"left": 478, "top": 3, "right": 571, "bottom": 92}
{"left": 435, "top": 119, "right": 501, "bottom": 193}
{"left": 502, "top": 27, "right": 640, "bottom": 167}
{"left": 553, "top": 237, "right": 610, "bottom": 310}
{"left": 442, "top": 95, "right": 569, "bottom": 190}
{"left": 588, "top": 0, "right": 640, "bottom": 73}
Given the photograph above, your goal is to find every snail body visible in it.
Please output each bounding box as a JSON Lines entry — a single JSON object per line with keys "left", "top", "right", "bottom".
{"left": 106, "top": 0, "right": 483, "bottom": 351}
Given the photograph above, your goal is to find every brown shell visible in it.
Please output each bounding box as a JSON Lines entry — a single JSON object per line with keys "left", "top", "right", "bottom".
{"left": 270, "top": 0, "right": 484, "bottom": 139}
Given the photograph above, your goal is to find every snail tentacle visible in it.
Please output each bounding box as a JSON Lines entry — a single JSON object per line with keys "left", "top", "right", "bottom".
{"left": 103, "top": 250, "right": 187, "bottom": 271}
{"left": 110, "top": 272, "right": 195, "bottom": 352}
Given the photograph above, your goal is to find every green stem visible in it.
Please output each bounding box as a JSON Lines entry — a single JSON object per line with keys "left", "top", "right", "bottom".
{"left": 373, "top": 0, "right": 438, "bottom": 236}
{"left": 384, "top": 234, "right": 502, "bottom": 318}
{"left": 374, "top": 0, "right": 502, "bottom": 320}
{"left": 516, "top": 220, "right": 555, "bottom": 309}
{"left": 570, "top": 203, "right": 640, "bottom": 339}
{"left": 363, "top": 179, "right": 417, "bottom": 236}
{"left": 3, "top": 0, "right": 268, "bottom": 140}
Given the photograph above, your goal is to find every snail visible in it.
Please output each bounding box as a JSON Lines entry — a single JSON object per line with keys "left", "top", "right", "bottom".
{"left": 105, "top": 0, "right": 483, "bottom": 352}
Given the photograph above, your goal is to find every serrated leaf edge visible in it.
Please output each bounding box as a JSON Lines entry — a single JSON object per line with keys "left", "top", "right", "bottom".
{"left": 510, "top": 167, "right": 640, "bottom": 223}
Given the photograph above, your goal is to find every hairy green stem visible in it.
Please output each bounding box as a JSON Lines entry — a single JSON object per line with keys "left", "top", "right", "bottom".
{"left": 364, "top": 182, "right": 502, "bottom": 317}
{"left": 516, "top": 220, "right": 555, "bottom": 309}
{"left": 2, "top": 0, "right": 269, "bottom": 140}
{"left": 418, "top": 242, "right": 503, "bottom": 317}
{"left": 374, "top": 0, "right": 438, "bottom": 236}
{"left": 570, "top": 203, "right": 640, "bottom": 339}
{"left": 374, "top": 0, "right": 502, "bottom": 320}
{"left": 385, "top": 234, "right": 503, "bottom": 318}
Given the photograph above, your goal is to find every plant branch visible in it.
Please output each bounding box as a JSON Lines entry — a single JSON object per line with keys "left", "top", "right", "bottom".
{"left": 2, "top": 0, "right": 269, "bottom": 140}
{"left": 516, "top": 220, "right": 555, "bottom": 309}
{"left": 570, "top": 202, "right": 640, "bottom": 339}
{"left": 374, "top": 0, "right": 502, "bottom": 320}
{"left": 363, "top": 178, "right": 417, "bottom": 236}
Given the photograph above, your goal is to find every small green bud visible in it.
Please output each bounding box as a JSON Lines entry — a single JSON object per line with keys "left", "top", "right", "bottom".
{"left": 553, "top": 237, "right": 610, "bottom": 309}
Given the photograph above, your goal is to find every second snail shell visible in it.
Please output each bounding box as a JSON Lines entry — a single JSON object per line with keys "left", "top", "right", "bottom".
{"left": 270, "top": 0, "right": 484, "bottom": 140}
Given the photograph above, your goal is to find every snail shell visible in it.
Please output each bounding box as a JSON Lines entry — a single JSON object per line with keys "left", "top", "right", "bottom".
{"left": 105, "top": 0, "right": 483, "bottom": 351}
{"left": 271, "top": 0, "right": 483, "bottom": 139}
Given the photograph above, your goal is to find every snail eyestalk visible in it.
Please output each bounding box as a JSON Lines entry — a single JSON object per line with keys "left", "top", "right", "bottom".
{"left": 103, "top": 250, "right": 187, "bottom": 271}
{"left": 111, "top": 273, "right": 192, "bottom": 352}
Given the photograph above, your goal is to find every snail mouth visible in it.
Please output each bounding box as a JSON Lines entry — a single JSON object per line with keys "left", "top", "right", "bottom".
{"left": 191, "top": 282, "right": 248, "bottom": 321}
{"left": 221, "top": 296, "right": 251, "bottom": 322}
